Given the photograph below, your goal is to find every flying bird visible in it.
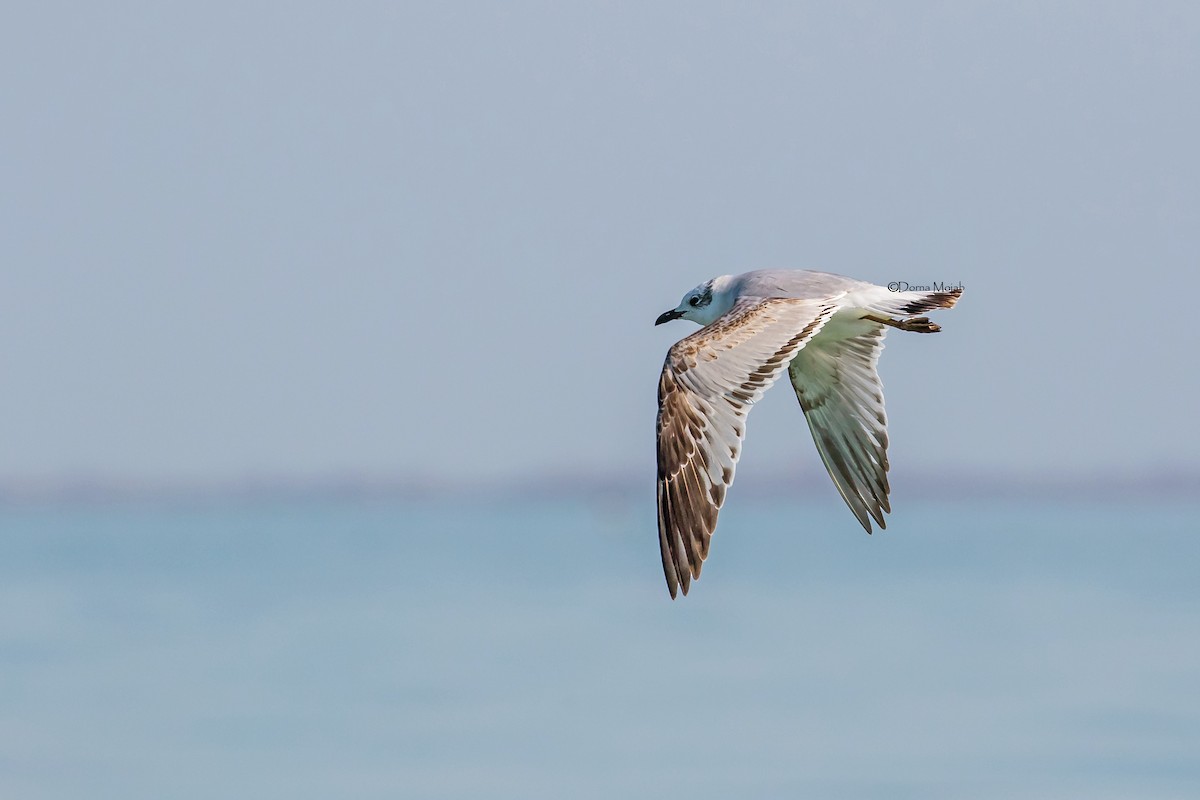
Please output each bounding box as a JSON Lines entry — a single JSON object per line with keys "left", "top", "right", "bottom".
{"left": 654, "top": 269, "right": 961, "bottom": 598}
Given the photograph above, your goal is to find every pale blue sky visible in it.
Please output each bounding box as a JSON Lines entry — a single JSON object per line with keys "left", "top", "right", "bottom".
{"left": 3, "top": 2, "right": 1198, "bottom": 485}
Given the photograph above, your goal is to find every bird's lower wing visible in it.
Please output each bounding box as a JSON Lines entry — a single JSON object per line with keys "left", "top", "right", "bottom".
{"left": 788, "top": 322, "right": 891, "bottom": 532}
{"left": 657, "top": 296, "right": 841, "bottom": 598}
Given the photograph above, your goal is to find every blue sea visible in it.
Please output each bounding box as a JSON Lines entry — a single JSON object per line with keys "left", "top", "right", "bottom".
{"left": 2, "top": 495, "right": 1197, "bottom": 799}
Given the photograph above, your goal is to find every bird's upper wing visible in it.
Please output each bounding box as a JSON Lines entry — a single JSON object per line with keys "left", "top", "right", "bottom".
{"left": 787, "top": 322, "right": 891, "bottom": 532}
{"left": 657, "top": 296, "right": 840, "bottom": 598}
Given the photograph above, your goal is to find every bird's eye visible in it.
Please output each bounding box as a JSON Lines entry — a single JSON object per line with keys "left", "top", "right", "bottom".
{"left": 688, "top": 296, "right": 700, "bottom": 307}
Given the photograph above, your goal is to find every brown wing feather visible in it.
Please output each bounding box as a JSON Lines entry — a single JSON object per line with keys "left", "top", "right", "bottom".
{"left": 656, "top": 297, "right": 839, "bottom": 598}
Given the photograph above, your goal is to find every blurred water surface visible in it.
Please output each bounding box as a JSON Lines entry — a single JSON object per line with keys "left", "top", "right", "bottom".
{"left": 1, "top": 496, "right": 1197, "bottom": 799}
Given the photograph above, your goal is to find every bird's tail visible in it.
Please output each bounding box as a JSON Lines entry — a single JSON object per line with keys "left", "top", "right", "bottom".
{"left": 869, "top": 286, "right": 963, "bottom": 317}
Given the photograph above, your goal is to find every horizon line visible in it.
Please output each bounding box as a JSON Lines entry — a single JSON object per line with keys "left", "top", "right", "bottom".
{"left": 0, "top": 466, "right": 1196, "bottom": 505}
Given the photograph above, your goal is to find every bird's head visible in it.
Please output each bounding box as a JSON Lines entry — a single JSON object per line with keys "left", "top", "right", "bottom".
{"left": 655, "top": 276, "right": 735, "bottom": 327}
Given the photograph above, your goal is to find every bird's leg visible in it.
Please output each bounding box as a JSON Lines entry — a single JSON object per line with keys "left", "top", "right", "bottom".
{"left": 861, "top": 313, "right": 942, "bottom": 333}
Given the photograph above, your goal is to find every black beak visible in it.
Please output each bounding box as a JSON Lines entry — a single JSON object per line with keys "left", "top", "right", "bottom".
{"left": 655, "top": 309, "right": 683, "bottom": 326}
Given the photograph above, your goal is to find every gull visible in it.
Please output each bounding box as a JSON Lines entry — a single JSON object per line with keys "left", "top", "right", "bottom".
{"left": 654, "top": 269, "right": 962, "bottom": 598}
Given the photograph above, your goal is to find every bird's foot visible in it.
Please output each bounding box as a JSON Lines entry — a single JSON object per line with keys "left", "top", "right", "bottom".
{"left": 863, "top": 314, "right": 941, "bottom": 333}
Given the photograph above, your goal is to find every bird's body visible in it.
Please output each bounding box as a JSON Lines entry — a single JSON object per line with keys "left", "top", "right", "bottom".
{"left": 654, "top": 269, "right": 961, "bottom": 598}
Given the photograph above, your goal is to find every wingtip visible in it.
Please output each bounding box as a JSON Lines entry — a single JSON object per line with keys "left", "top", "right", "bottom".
{"left": 860, "top": 509, "right": 890, "bottom": 533}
